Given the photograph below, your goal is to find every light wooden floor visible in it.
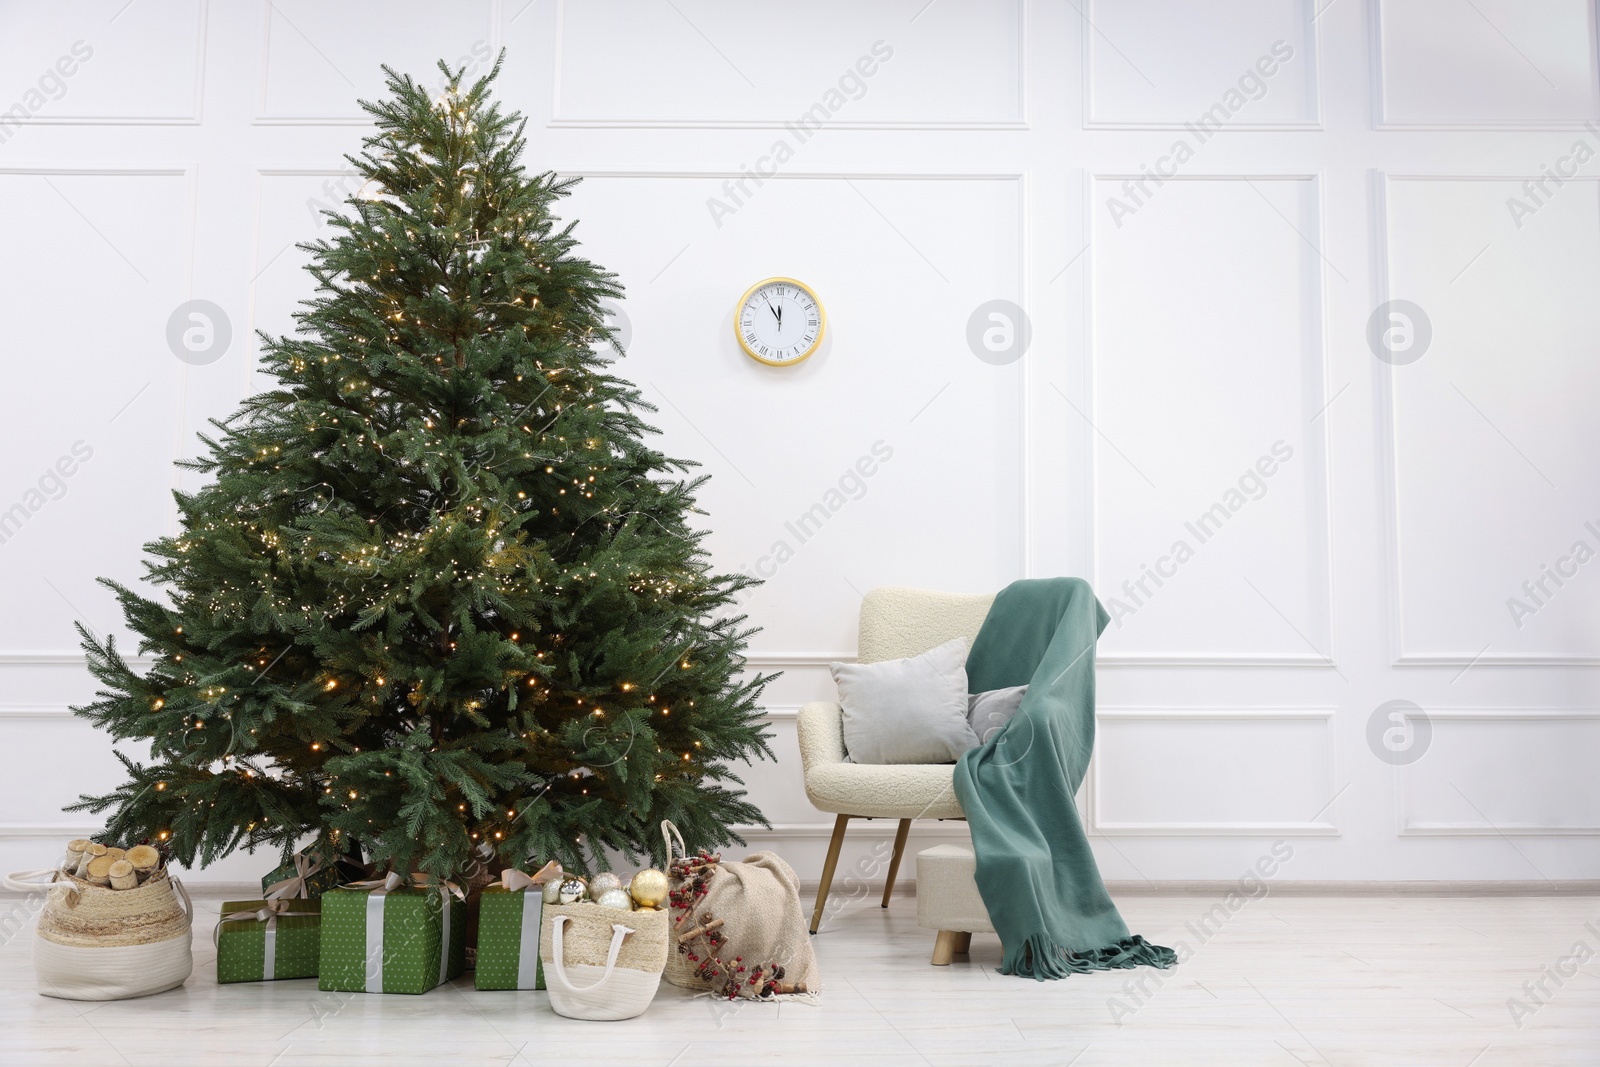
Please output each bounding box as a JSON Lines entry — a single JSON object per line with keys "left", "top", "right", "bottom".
{"left": 1, "top": 890, "right": 1596, "bottom": 1066}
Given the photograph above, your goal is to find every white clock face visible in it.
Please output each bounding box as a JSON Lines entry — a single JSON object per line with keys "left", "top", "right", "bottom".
{"left": 737, "top": 280, "right": 823, "bottom": 366}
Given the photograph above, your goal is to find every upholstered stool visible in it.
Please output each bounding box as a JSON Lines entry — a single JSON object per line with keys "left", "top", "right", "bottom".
{"left": 915, "top": 844, "right": 994, "bottom": 965}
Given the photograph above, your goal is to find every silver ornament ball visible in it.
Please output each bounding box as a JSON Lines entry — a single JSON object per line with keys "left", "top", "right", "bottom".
{"left": 588, "top": 872, "right": 623, "bottom": 897}
{"left": 596, "top": 887, "right": 634, "bottom": 910}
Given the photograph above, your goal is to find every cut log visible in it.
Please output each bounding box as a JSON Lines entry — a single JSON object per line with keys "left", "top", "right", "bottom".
{"left": 108, "top": 860, "right": 137, "bottom": 890}
{"left": 125, "top": 845, "right": 160, "bottom": 880}
{"left": 75, "top": 843, "right": 107, "bottom": 878}
{"left": 64, "top": 839, "right": 92, "bottom": 871}
{"left": 103, "top": 847, "right": 127, "bottom": 863}
{"left": 85, "top": 853, "right": 117, "bottom": 886}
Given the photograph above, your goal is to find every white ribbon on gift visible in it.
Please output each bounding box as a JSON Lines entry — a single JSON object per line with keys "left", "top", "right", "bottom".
{"left": 361, "top": 872, "right": 401, "bottom": 991}
{"left": 516, "top": 890, "right": 541, "bottom": 989}
{"left": 497, "top": 862, "right": 559, "bottom": 989}
{"left": 437, "top": 882, "right": 453, "bottom": 986}
{"left": 344, "top": 871, "right": 462, "bottom": 992}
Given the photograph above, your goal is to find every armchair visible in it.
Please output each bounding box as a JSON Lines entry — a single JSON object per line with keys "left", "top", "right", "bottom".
{"left": 796, "top": 586, "right": 995, "bottom": 933}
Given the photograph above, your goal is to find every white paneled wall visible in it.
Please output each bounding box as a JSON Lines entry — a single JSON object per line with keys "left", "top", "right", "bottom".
{"left": 1, "top": 0, "right": 1597, "bottom": 885}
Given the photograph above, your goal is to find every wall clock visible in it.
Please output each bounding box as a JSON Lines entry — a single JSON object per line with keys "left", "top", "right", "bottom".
{"left": 735, "top": 277, "right": 825, "bottom": 367}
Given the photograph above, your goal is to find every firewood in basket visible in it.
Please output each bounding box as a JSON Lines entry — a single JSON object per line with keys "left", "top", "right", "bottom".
{"left": 64, "top": 839, "right": 92, "bottom": 870}
{"left": 125, "top": 845, "right": 160, "bottom": 880}
{"left": 103, "top": 847, "right": 127, "bottom": 863}
{"left": 108, "top": 860, "right": 137, "bottom": 890}
{"left": 75, "top": 843, "right": 107, "bottom": 878}
{"left": 85, "top": 853, "right": 117, "bottom": 886}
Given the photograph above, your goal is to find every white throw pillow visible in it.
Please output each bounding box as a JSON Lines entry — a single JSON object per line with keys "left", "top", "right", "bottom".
{"left": 829, "top": 638, "right": 979, "bottom": 764}
{"left": 968, "top": 684, "right": 1028, "bottom": 742}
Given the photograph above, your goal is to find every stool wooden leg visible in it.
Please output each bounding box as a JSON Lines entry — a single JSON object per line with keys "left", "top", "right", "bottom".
{"left": 952, "top": 932, "right": 972, "bottom": 954}
{"left": 810, "top": 814, "right": 850, "bottom": 934}
{"left": 880, "top": 818, "right": 912, "bottom": 908}
{"left": 931, "top": 930, "right": 959, "bottom": 966}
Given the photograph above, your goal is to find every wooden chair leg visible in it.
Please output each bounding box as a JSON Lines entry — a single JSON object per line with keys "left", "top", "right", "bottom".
{"left": 810, "top": 814, "right": 850, "bottom": 934}
{"left": 952, "top": 932, "right": 972, "bottom": 954}
{"left": 880, "top": 818, "right": 912, "bottom": 908}
{"left": 931, "top": 930, "right": 959, "bottom": 966}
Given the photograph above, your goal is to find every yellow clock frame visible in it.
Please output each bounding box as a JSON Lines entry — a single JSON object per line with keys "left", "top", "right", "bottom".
{"left": 734, "top": 277, "right": 826, "bottom": 367}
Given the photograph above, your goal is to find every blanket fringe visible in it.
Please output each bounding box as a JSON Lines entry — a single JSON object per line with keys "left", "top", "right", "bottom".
{"left": 1001, "top": 933, "right": 1177, "bottom": 981}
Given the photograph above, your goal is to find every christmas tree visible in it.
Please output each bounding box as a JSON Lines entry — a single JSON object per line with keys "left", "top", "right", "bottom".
{"left": 70, "top": 57, "right": 773, "bottom": 881}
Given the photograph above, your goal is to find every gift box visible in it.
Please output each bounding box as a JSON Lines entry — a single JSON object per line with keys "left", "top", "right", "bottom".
{"left": 260, "top": 845, "right": 345, "bottom": 901}
{"left": 475, "top": 886, "right": 547, "bottom": 990}
{"left": 317, "top": 878, "right": 466, "bottom": 995}
{"left": 215, "top": 899, "right": 321, "bottom": 983}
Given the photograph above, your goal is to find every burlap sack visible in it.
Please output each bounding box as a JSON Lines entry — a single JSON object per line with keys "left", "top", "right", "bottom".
{"left": 661, "top": 821, "right": 820, "bottom": 1001}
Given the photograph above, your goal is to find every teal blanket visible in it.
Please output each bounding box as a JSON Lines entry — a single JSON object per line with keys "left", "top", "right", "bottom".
{"left": 953, "top": 577, "right": 1177, "bottom": 980}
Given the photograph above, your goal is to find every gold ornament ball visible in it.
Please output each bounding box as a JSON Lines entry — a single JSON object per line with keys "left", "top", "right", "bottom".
{"left": 557, "top": 875, "right": 587, "bottom": 904}
{"left": 589, "top": 872, "right": 623, "bottom": 897}
{"left": 629, "top": 868, "right": 668, "bottom": 909}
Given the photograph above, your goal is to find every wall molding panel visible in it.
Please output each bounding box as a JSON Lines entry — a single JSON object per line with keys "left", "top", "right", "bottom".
{"left": 1372, "top": 0, "right": 1600, "bottom": 130}
{"left": 253, "top": 0, "right": 503, "bottom": 125}
{"left": 0, "top": 0, "right": 209, "bottom": 126}
{"left": 1090, "top": 708, "right": 1341, "bottom": 836}
{"left": 1081, "top": 0, "right": 1323, "bottom": 130}
{"left": 548, "top": 0, "right": 1028, "bottom": 129}
{"left": 1375, "top": 173, "right": 1600, "bottom": 668}
{"left": 1086, "top": 173, "right": 1336, "bottom": 668}
{"left": 1396, "top": 709, "right": 1600, "bottom": 837}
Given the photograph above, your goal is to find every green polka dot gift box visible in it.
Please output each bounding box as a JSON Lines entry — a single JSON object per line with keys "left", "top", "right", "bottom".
{"left": 474, "top": 885, "right": 547, "bottom": 991}
{"left": 260, "top": 847, "right": 344, "bottom": 901}
{"left": 317, "top": 880, "right": 467, "bottom": 995}
{"left": 216, "top": 899, "right": 321, "bottom": 983}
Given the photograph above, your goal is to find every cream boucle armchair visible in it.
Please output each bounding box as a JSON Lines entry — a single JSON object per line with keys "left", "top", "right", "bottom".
{"left": 797, "top": 587, "right": 995, "bottom": 933}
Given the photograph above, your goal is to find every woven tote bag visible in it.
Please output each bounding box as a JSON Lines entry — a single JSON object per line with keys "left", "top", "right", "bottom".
{"left": 5, "top": 867, "right": 193, "bottom": 1001}
{"left": 539, "top": 902, "right": 667, "bottom": 1020}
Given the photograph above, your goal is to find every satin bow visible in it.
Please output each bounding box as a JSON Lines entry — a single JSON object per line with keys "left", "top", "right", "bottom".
{"left": 497, "top": 860, "right": 561, "bottom": 891}
{"left": 264, "top": 850, "right": 326, "bottom": 901}
{"left": 213, "top": 897, "right": 317, "bottom": 946}
{"left": 344, "top": 870, "right": 466, "bottom": 900}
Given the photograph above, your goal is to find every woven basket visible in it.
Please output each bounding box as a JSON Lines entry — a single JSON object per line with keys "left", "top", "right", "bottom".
{"left": 6, "top": 867, "right": 193, "bottom": 1001}
{"left": 539, "top": 902, "right": 667, "bottom": 1020}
